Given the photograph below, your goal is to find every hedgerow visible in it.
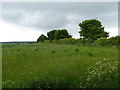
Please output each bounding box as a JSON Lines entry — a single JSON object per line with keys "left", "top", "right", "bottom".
{"left": 42, "top": 35, "right": 120, "bottom": 46}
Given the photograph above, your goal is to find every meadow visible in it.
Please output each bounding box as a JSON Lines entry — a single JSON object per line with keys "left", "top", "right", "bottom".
{"left": 2, "top": 43, "right": 118, "bottom": 88}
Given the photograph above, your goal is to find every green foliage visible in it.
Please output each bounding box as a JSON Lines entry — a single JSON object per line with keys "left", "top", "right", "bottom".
{"left": 108, "top": 36, "right": 120, "bottom": 46}
{"left": 47, "top": 29, "right": 72, "bottom": 40}
{"left": 2, "top": 43, "right": 118, "bottom": 88}
{"left": 37, "top": 34, "right": 48, "bottom": 42}
{"left": 58, "top": 29, "right": 72, "bottom": 39}
{"left": 79, "top": 19, "right": 109, "bottom": 42}
{"left": 75, "top": 48, "right": 79, "bottom": 52}
{"left": 19, "top": 76, "right": 76, "bottom": 88}
{"left": 94, "top": 35, "right": 120, "bottom": 46}
{"left": 51, "top": 39, "right": 60, "bottom": 44}
{"left": 47, "top": 30, "right": 57, "bottom": 41}
{"left": 36, "top": 19, "right": 118, "bottom": 47}
{"left": 86, "top": 59, "right": 118, "bottom": 88}
{"left": 2, "top": 80, "right": 15, "bottom": 88}
{"left": 52, "top": 50, "right": 56, "bottom": 54}
{"left": 94, "top": 37, "right": 108, "bottom": 46}
{"left": 35, "top": 48, "right": 38, "bottom": 52}
{"left": 87, "top": 52, "right": 92, "bottom": 57}
{"left": 43, "top": 35, "right": 120, "bottom": 46}
{"left": 58, "top": 38, "right": 76, "bottom": 45}
{"left": 44, "top": 40, "right": 50, "bottom": 43}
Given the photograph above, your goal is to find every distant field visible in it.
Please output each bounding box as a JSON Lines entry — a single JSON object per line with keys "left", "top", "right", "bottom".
{"left": 2, "top": 43, "right": 118, "bottom": 88}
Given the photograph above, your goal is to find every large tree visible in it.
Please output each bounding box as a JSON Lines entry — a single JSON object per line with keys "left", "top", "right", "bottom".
{"left": 79, "top": 19, "right": 109, "bottom": 42}
{"left": 37, "top": 34, "right": 48, "bottom": 42}
{"left": 47, "top": 29, "right": 72, "bottom": 40}
{"left": 47, "top": 30, "right": 57, "bottom": 40}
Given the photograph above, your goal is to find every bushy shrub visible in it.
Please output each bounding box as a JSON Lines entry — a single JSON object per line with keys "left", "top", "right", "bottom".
{"left": 43, "top": 35, "right": 120, "bottom": 46}
{"left": 86, "top": 59, "right": 118, "bottom": 88}
{"left": 94, "top": 37, "right": 108, "bottom": 46}
{"left": 58, "top": 38, "right": 76, "bottom": 45}
{"left": 75, "top": 39, "right": 83, "bottom": 45}
{"left": 2, "top": 80, "right": 16, "bottom": 88}
{"left": 51, "top": 39, "right": 60, "bottom": 44}
{"left": 44, "top": 40, "right": 50, "bottom": 43}
{"left": 48, "top": 38, "right": 91, "bottom": 46}
{"left": 37, "top": 34, "right": 48, "bottom": 42}
{"left": 108, "top": 36, "right": 120, "bottom": 46}
{"left": 94, "top": 36, "right": 120, "bottom": 46}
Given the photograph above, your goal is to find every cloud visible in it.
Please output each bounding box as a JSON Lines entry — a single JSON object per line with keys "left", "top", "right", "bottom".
{"left": 0, "top": 20, "right": 44, "bottom": 42}
{"left": 106, "top": 27, "right": 118, "bottom": 37}
{"left": 3, "top": 9, "right": 72, "bottom": 30}
{"left": 2, "top": 2, "right": 117, "bottom": 29}
{"left": 1, "top": 2, "right": 118, "bottom": 41}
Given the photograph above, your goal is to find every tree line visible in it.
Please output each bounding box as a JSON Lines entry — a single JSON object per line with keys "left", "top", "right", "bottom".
{"left": 37, "top": 29, "right": 72, "bottom": 42}
{"left": 37, "top": 19, "right": 109, "bottom": 43}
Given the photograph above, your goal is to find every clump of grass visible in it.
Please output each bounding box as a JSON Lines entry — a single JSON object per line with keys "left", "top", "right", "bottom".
{"left": 35, "top": 48, "right": 38, "bottom": 52}
{"left": 63, "top": 49, "right": 66, "bottom": 52}
{"left": 75, "top": 48, "right": 79, "bottom": 52}
{"left": 87, "top": 52, "right": 92, "bottom": 56}
{"left": 52, "top": 50, "right": 55, "bottom": 54}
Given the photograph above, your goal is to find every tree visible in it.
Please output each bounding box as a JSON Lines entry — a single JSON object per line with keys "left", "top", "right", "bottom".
{"left": 47, "top": 30, "right": 57, "bottom": 41}
{"left": 37, "top": 34, "right": 48, "bottom": 42}
{"left": 59, "top": 29, "right": 72, "bottom": 39}
{"left": 54, "top": 30, "right": 60, "bottom": 40}
{"left": 79, "top": 19, "right": 109, "bottom": 42}
{"left": 47, "top": 29, "right": 72, "bottom": 40}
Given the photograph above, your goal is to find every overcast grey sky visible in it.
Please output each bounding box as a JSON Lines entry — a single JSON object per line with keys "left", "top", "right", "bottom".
{"left": 0, "top": 2, "right": 118, "bottom": 42}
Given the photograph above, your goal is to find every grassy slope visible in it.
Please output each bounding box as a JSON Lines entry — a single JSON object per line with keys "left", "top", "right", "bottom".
{"left": 2, "top": 43, "right": 118, "bottom": 88}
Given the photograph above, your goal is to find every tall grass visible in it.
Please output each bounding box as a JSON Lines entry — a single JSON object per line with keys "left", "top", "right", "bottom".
{"left": 2, "top": 43, "right": 118, "bottom": 88}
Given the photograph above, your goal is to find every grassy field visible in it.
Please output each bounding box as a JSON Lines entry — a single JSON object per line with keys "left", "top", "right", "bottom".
{"left": 2, "top": 43, "right": 118, "bottom": 88}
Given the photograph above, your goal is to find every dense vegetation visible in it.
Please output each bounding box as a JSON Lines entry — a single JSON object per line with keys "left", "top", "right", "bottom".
{"left": 40, "top": 35, "right": 120, "bottom": 47}
{"left": 47, "top": 29, "right": 72, "bottom": 40}
{"left": 37, "top": 29, "right": 72, "bottom": 42}
{"left": 79, "top": 19, "right": 109, "bottom": 42}
{"left": 37, "top": 19, "right": 120, "bottom": 47}
{"left": 37, "top": 19, "right": 110, "bottom": 44}
{"left": 2, "top": 19, "right": 119, "bottom": 88}
{"left": 37, "top": 34, "right": 48, "bottom": 42}
{"left": 2, "top": 43, "right": 118, "bottom": 88}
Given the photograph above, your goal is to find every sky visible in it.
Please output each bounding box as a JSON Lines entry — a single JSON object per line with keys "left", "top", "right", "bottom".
{"left": 0, "top": 2, "right": 118, "bottom": 42}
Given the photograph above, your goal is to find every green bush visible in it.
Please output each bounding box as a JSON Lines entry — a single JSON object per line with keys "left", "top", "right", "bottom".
{"left": 86, "top": 59, "right": 118, "bottom": 88}
{"left": 94, "top": 37, "right": 108, "bottom": 46}
{"left": 108, "top": 36, "right": 120, "bottom": 46}
{"left": 51, "top": 39, "right": 60, "bottom": 44}
{"left": 58, "top": 38, "right": 76, "bottom": 45}
{"left": 43, "top": 35, "right": 120, "bottom": 46}
{"left": 94, "top": 36, "right": 120, "bottom": 46}
{"left": 44, "top": 40, "right": 50, "bottom": 43}
{"left": 37, "top": 34, "right": 48, "bottom": 42}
